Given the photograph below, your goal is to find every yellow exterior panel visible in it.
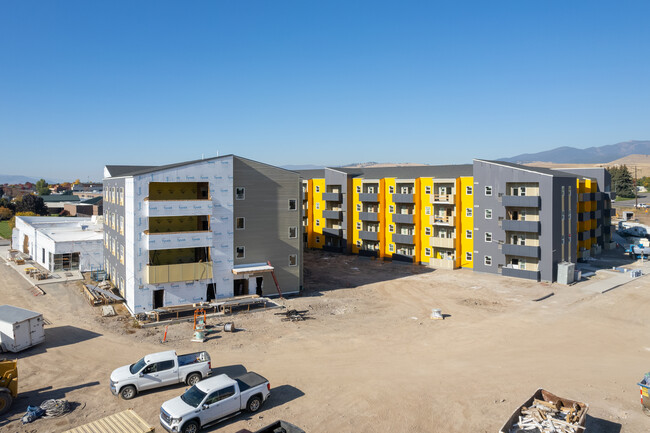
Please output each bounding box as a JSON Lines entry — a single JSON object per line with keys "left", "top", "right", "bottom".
{"left": 459, "top": 177, "right": 474, "bottom": 268}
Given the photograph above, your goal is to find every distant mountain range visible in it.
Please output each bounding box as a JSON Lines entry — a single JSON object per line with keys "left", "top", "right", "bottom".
{"left": 500, "top": 140, "right": 650, "bottom": 164}
{"left": 0, "top": 174, "right": 42, "bottom": 185}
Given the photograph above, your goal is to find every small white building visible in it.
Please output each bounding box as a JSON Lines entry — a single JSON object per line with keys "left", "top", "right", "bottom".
{"left": 12, "top": 216, "right": 104, "bottom": 272}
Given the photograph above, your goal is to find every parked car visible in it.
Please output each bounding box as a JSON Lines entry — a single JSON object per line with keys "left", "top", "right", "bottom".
{"left": 110, "top": 350, "right": 211, "bottom": 399}
{"left": 160, "top": 372, "right": 271, "bottom": 433}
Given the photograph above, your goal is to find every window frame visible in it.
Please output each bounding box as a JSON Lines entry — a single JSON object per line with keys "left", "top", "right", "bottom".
{"left": 466, "top": 186, "right": 473, "bottom": 195}
{"left": 235, "top": 246, "right": 245, "bottom": 259}
{"left": 465, "top": 229, "right": 472, "bottom": 239}
{"left": 485, "top": 232, "right": 492, "bottom": 242}
{"left": 466, "top": 208, "right": 473, "bottom": 217}
{"left": 288, "top": 226, "right": 298, "bottom": 239}
{"left": 484, "top": 255, "right": 492, "bottom": 266}
{"left": 466, "top": 252, "right": 473, "bottom": 261}
{"left": 485, "top": 186, "right": 492, "bottom": 196}
{"left": 235, "top": 217, "right": 245, "bottom": 230}
{"left": 288, "top": 254, "right": 297, "bottom": 266}
{"left": 288, "top": 199, "right": 297, "bottom": 211}
{"left": 485, "top": 209, "right": 492, "bottom": 219}
{"left": 235, "top": 187, "right": 245, "bottom": 200}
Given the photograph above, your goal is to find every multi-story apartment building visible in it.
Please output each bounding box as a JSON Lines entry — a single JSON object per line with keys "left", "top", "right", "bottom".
{"left": 300, "top": 161, "right": 614, "bottom": 283}
{"left": 103, "top": 156, "right": 302, "bottom": 314}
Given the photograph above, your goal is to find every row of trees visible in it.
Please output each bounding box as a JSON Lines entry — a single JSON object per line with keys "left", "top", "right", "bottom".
{"left": 0, "top": 195, "right": 48, "bottom": 223}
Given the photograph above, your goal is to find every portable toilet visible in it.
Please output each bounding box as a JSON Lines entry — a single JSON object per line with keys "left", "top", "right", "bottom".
{"left": 0, "top": 305, "right": 45, "bottom": 352}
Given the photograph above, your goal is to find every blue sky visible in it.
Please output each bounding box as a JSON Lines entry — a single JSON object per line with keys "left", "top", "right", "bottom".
{"left": 2, "top": 1, "right": 650, "bottom": 181}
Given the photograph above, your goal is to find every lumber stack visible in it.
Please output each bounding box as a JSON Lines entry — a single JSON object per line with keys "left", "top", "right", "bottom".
{"left": 510, "top": 399, "right": 584, "bottom": 433}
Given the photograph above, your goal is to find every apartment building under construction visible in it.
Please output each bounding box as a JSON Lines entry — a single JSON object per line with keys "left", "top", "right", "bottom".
{"left": 300, "top": 160, "right": 615, "bottom": 282}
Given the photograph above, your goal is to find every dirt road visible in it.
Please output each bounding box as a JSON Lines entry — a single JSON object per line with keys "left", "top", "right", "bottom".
{"left": 0, "top": 250, "right": 647, "bottom": 432}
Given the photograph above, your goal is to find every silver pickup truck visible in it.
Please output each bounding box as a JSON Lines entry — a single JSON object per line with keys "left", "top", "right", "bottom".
{"left": 110, "top": 350, "right": 211, "bottom": 399}
{"left": 160, "top": 372, "right": 271, "bottom": 433}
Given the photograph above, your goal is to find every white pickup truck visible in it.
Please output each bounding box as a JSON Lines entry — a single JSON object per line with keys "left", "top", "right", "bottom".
{"left": 159, "top": 372, "right": 271, "bottom": 433}
{"left": 110, "top": 350, "right": 211, "bottom": 400}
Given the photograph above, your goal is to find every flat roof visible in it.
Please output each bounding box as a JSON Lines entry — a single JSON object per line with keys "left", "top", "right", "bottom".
{"left": 476, "top": 159, "right": 581, "bottom": 178}
{"left": 17, "top": 216, "right": 103, "bottom": 242}
{"left": 298, "top": 164, "right": 473, "bottom": 180}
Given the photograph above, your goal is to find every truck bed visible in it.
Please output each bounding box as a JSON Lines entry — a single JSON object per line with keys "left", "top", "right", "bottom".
{"left": 178, "top": 351, "right": 210, "bottom": 366}
{"left": 500, "top": 389, "right": 588, "bottom": 433}
{"left": 236, "top": 420, "right": 305, "bottom": 433}
{"left": 234, "top": 372, "right": 268, "bottom": 391}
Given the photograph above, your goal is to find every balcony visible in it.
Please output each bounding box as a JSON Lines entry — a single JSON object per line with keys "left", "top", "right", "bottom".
{"left": 430, "top": 237, "right": 455, "bottom": 248}
{"left": 431, "top": 194, "right": 455, "bottom": 204}
{"left": 359, "top": 193, "right": 379, "bottom": 202}
{"left": 145, "top": 262, "right": 213, "bottom": 284}
{"left": 579, "top": 192, "right": 596, "bottom": 201}
{"left": 500, "top": 220, "right": 540, "bottom": 233}
{"left": 501, "top": 267, "right": 540, "bottom": 281}
{"left": 594, "top": 209, "right": 602, "bottom": 219}
{"left": 392, "top": 194, "right": 414, "bottom": 203}
{"left": 359, "top": 231, "right": 379, "bottom": 241}
{"left": 393, "top": 213, "right": 414, "bottom": 224}
{"left": 431, "top": 215, "right": 455, "bottom": 226}
{"left": 502, "top": 195, "right": 540, "bottom": 208}
{"left": 146, "top": 200, "right": 213, "bottom": 217}
{"left": 359, "top": 212, "right": 379, "bottom": 222}
{"left": 322, "top": 192, "right": 342, "bottom": 202}
{"left": 144, "top": 231, "right": 212, "bottom": 250}
{"left": 501, "top": 244, "right": 540, "bottom": 259}
{"left": 430, "top": 258, "right": 456, "bottom": 269}
{"left": 392, "top": 234, "right": 414, "bottom": 244}
{"left": 323, "top": 227, "right": 343, "bottom": 237}
{"left": 323, "top": 210, "right": 343, "bottom": 220}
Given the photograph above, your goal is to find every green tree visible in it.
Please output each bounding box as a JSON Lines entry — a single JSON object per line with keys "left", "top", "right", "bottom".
{"left": 16, "top": 194, "right": 48, "bottom": 215}
{"left": 8, "top": 211, "right": 37, "bottom": 230}
{"left": 35, "top": 178, "right": 50, "bottom": 195}
{"left": 0, "top": 198, "right": 15, "bottom": 213}
{"left": 639, "top": 176, "right": 650, "bottom": 190}
{"left": 0, "top": 207, "right": 12, "bottom": 220}
{"left": 608, "top": 165, "right": 635, "bottom": 198}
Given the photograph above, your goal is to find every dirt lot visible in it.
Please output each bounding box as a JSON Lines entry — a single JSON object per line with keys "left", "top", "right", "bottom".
{"left": 1, "top": 249, "right": 649, "bottom": 433}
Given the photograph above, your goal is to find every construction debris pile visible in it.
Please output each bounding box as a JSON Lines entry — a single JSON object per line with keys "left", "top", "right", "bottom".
{"left": 276, "top": 309, "right": 310, "bottom": 322}
{"left": 509, "top": 398, "right": 585, "bottom": 433}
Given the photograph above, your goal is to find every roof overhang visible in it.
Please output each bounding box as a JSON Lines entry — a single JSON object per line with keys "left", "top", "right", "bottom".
{"left": 232, "top": 264, "right": 274, "bottom": 275}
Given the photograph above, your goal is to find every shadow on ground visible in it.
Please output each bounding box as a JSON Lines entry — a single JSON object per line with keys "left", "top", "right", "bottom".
{"left": 585, "top": 414, "right": 622, "bottom": 433}
{"left": 15, "top": 325, "right": 102, "bottom": 357}
{"left": 0, "top": 381, "right": 100, "bottom": 428}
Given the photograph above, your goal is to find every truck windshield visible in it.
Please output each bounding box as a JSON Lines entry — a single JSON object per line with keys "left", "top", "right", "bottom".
{"left": 129, "top": 358, "right": 146, "bottom": 374}
{"left": 181, "top": 386, "right": 207, "bottom": 408}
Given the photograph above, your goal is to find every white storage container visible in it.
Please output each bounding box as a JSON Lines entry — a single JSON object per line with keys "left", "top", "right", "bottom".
{"left": 0, "top": 305, "right": 45, "bottom": 353}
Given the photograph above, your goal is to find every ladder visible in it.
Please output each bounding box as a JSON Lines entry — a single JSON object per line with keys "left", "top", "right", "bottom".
{"left": 267, "top": 261, "right": 283, "bottom": 299}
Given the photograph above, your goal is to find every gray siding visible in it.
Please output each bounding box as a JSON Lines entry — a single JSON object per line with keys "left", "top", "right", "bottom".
{"left": 233, "top": 157, "right": 302, "bottom": 295}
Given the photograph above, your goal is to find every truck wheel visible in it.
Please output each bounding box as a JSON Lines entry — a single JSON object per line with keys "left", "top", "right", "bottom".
{"left": 0, "top": 391, "right": 12, "bottom": 416}
{"left": 186, "top": 373, "right": 201, "bottom": 386}
{"left": 119, "top": 385, "right": 136, "bottom": 400}
{"left": 181, "top": 420, "right": 200, "bottom": 433}
{"left": 247, "top": 395, "right": 262, "bottom": 413}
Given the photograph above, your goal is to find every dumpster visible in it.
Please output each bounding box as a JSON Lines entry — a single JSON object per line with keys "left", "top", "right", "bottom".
{"left": 638, "top": 373, "right": 650, "bottom": 415}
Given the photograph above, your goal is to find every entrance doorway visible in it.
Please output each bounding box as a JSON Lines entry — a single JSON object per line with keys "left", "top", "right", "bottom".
{"left": 206, "top": 283, "right": 216, "bottom": 302}
{"left": 234, "top": 279, "right": 248, "bottom": 297}
{"left": 255, "top": 277, "right": 264, "bottom": 296}
{"left": 153, "top": 289, "right": 164, "bottom": 309}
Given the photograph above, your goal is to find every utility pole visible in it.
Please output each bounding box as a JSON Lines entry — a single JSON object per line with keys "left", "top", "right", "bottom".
{"left": 635, "top": 165, "right": 638, "bottom": 208}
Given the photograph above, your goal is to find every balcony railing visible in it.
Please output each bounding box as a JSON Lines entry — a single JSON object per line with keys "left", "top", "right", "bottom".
{"left": 145, "top": 262, "right": 213, "bottom": 284}
{"left": 358, "top": 193, "right": 379, "bottom": 202}
{"left": 144, "top": 231, "right": 213, "bottom": 250}
{"left": 430, "top": 237, "right": 455, "bottom": 248}
{"left": 392, "top": 213, "right": 414, "bottom": 224}
{"left": 392, "top": 234, "right": 414, "bottom": 244}
{"left": 431, "top": 215, "right": 455, "bottom": 226}
{"left": 431, "top": 194, "right": 455, "bottom": 204}
{"left": 323, "top": 227, "right": 343, "bottom": 237}
{"left": 146, "top": 200, "right": 213, "bottom": 217}
{"left": 501, "top": 267, "right": 540, "bottom": 281}
{"left": 322, "top": 192, "right": 342, "bottom": 202}
{"left": 323, "top": 210, "right": 343, "bottom": 220}
{"left": 359, "top": 231, "right": 379, "bottom": 241}
{"left": 430, "top": 258, "right": 456, "bottom": 269}
{"left": 501, "top": 244, "right": 540, "bottom": 259}
{"left": 392, "top": 194, "right": 414, "bottom": 203}
{"left": 502, "top": 195, "right": 540, "bottom": 208}
{"left": 359, "top": 212, "right": 379, "bottom": 222}
{"left": 500, "top": 220, "right": 540, "bottom": 233}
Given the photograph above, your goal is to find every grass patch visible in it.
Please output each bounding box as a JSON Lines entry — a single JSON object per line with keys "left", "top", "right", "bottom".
{"left": 0, "top": 220, "right": 11, "bottom": 239}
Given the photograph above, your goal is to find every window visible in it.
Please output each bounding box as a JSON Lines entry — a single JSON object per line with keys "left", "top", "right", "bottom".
{"left": 388, "top": 224, "right": 394, "bottom": 233}
{"left": 425, "top": 227, "right": 431, "bottom": 236}
{"left": 315, "top": 185, "right": 320, "bottom": 193}
{"left": 315, "top": 203, "right": 320, "bottom": 210}
{"left": 356, "top": 204, "right": 362, "bottom": 212}
{"left": 315, "top": 219, "right": 320, "bottom": 226}
{"left": 466, "top": 186, "right": 473, "bottom": 195}
{"left": 484, "top": 255, "right": 492, "bottom": 266}
{"left": 389, "top": 244, "right": 394, "bottom": 252}
{"left": 519, "top": 187, "right": 526, "bottom": 196}
{"left": 288, "top": 199, "right": 297, "bottom": 210}
{"left": 425, "top": 206, "right": 431, "bottom": 215}
{"left": 288, "top": 226, "right": 297, "bottom": 238}
{"left": 236, "top": 217, "right": 245, "bottom": 230}
{"left": 120, "top": 245, "right": 125, "bottom": 264}
{"left": 120, "top": 216, "right": 124, "bottom": 235}
{"left": 356, "top": 222, "right": 362, "bottom": 230}
{"left": 466, "top": 252, "right": 473, "bottom": 261}
{"left": 356, "top": 185, "right": 361, "bottom": 193}
{"left": 288, "top": 254, "right": 297, "bottom": 266}
{"left": 485, "top": 186, "right": 492, "bottom": 196}
{"left": 425, "top": 186, "right": 431, "bottom": 194}
{"left": 425, "top": 247, "right": 431, "bottom": 256}
{"left": 389, "top": 186, "right": 394, "bottom": 194}
{"left": 235, "top": 246, "right": 245, "bottom": 259}
{"left": 466, "top": 230, "right": 472, "bottom": 239}
{"left": 466, "top": 208, "right": 473, "bottom": 217}
{"left": 485, "top": 209, "right": 492, "bottom": 219}
{"left": 389, "top": 205, "right": 394, "bottom": 213}
{"left": 315, "top": 236, "right": 320, "bottom": 243}
{"left": 235, "top": 187, "right": 245, "bottom": 200}
{"left": 157, "top": 360, "right": 174, "bottom": 371}
{"left": 485, "top": 232, "right": 492, "bottom": 242}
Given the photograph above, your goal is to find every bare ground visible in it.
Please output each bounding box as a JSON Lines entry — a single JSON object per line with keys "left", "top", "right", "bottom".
{"left": 1, "top": 249, "right": 648, "bottom": 433}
